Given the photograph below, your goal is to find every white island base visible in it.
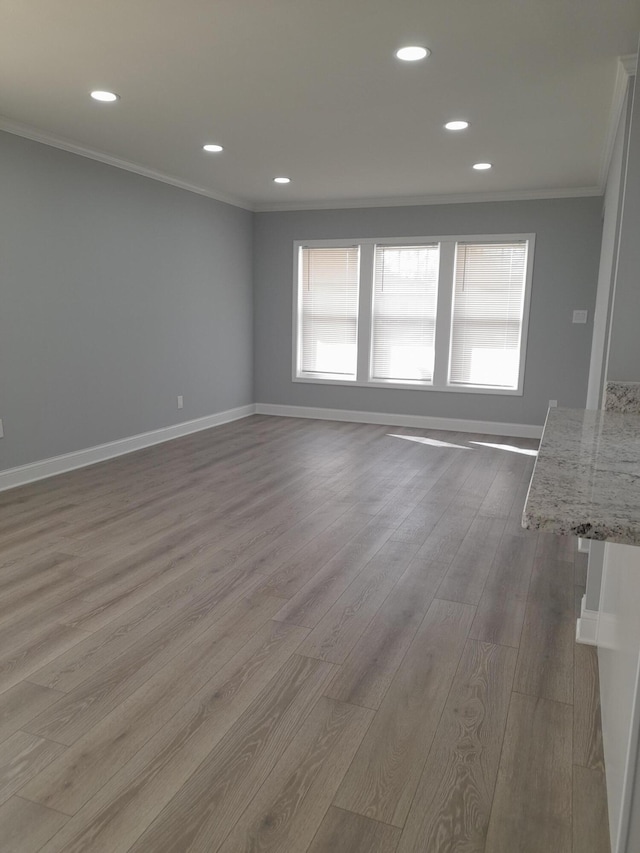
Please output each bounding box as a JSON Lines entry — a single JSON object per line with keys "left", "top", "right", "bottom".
{"left": 597, "top": 541, "right": 640, "bottom": 853}
{"left": 522, "top": 400, "right": 640, "bottom": 853}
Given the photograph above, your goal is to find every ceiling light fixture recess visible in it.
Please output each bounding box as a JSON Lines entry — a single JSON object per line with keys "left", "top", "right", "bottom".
{"left": 395, "top": 46, "right": 429, "bottom": 61}
{"left": 203, "top": 144, "right": 224, "bottom": 152}
{"left": 274, "top": 177, "right": 291, "bottom": 184}
{"left": 473, "top": 162, "right": 492, "bottom": 170}
{"left": 445, "top": 120, "right": 469, "bottom": 131}
{"left": 90, "top": 90, "right": 119, "bottom": 102}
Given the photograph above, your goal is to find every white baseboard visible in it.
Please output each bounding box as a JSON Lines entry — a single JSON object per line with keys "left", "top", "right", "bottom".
{"left": 0, "top": 404, "right": 256, "bottom": 493}
{"left": 0, "top": 400, "right": 541, "bottom": 493}
{"left": 255, "top": 402, "right": 543, "bottom": 439}
{"left": 576, "top": 594, "right": 599, "bottom": 646}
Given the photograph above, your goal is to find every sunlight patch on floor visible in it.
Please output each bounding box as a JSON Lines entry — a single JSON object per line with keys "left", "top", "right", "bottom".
{"left": 387, "top": 434, "right": 469, "bottom": 450}
{"left": 470, "top": 441, "right": 538, "bottom": 456}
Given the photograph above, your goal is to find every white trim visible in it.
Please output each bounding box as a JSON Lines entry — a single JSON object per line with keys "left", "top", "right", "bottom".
{"left": 613, "top": 654, "right": 640, "bottom": 853}
{"left": 576, "top": 594, "right": 599, "bottom": 646}
{"left": 254, "top": 186, "right": 602, "bottom": 213}
{"left": 617, "top": 646, "right": 640, "bottom": 853}
{"left": 433, "top": 241, "right": 456, "bottom": 388}
{"left": 0, "top": 405, "right": 256, "bottom": 493}
{"left": 290, "top": 375, "right": 524, "bottom": 396}
{"left": 0, "top": 117, "right": 252, "bottom": 211}
{"left": 599, "top": 55, "right": 637, "bottom": 190}
{"left": 255, "top": 402, "right": 542, "bottom": 439}
{"left": 293, "top": 234, "right": 544, "bottom": 246}
{"left": 292, "top": 234, "right": 534, "bottom": 396}
{"left": 357, "top": 244, "right": 375, "bottom": 383}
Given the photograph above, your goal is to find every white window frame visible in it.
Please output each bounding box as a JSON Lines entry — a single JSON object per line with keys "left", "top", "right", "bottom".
{"left": 292, "top": 233, "right": 535, "bottom": 396}
{"left": 294, "top": 241, "right": 361, "bottom": 382}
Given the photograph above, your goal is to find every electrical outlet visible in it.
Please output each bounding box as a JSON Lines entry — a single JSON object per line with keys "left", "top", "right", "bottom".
{"left": 548, "top": 400, "right": 558, "bottom": 408}
{"left": 177, "top": 396, "right": 183, "bottom": 410}
{"left": 572, "top": 309, "right": 588, "bottom": 324}
{"left": 0, "top": 418, "right": 3, "bottom": 438}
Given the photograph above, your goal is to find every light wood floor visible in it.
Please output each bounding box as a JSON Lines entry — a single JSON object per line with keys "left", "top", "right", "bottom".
{"left": 0, "top": 415, "right": 609, "bottom": 853}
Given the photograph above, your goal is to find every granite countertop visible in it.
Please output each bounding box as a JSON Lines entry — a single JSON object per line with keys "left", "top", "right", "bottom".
{"left": 522, "top": 407, "right": 640, "bottom": 545}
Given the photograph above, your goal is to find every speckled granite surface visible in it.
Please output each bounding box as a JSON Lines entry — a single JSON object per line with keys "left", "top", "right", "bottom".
{"left": 605, "top": 381, "right": 640, "bottom": 413}
{"left": 522, "top": 407, "right": 640, "bottom": 545}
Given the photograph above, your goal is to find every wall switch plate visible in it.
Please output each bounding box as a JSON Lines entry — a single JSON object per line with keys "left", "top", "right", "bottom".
{"left": 573, "top": 309, "right": 588, "bottom": 324}
{"left": 0, "top": 418, "right": 3, "bottom": 438}
{"left": 177, "top": 396, "right": 183, "bottom": 410}
{"left": 549, "top": 400, "right": 558, "bottom": 408}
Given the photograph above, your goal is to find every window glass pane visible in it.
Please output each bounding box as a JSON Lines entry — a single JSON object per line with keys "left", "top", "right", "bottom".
{"left": 298, "top": 246, "right": 360, "bottom": 378}
{"left": 370, "top": 244, "right": 440, "bottom": 382}
{"left": 449, "top": 241, "right": 528, "bottom": 389}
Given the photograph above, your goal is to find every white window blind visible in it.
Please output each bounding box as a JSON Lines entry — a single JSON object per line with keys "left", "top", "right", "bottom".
{"left": 370, "top": 244, "right": 440, "bottom": 383}
{"left": 298, "top": 245, "right": 360, "bottom": 379}
{"left": 449, "top": 241, "right": 528, "bottom": 389}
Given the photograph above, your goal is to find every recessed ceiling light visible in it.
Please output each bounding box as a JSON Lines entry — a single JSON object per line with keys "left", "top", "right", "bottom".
{"left": 90, "top": 90, "right": 119, "bottom": 102}
{"left": 445, "top": 120, "right": 469, "bottom": 131}
{"left": 395, "top": 46, "right": 430, "bottom": 62}
{"left": 274, "top": 177, "right": 291, "bottom": 184}
{"left": 203, "top": 144, "right": 224, "bottom": 153}
{"left": 473, "top": 162, "right": 492, "bottom": 170}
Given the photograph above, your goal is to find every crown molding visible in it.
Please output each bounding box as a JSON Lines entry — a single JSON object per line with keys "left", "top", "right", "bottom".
{"left": 253, "top": 185, "right": 602, "bottom": 213}
{"left": 6, "top": 72, "right": 629, "bottom": 216}
{"left": 599, "top": 54, "right": 638, "bottom": 190}
{"left": 0, "top": 117, "right": 253, "bottom": 211}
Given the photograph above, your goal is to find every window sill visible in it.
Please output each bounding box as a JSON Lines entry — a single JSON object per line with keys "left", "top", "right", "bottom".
{"left": 293, "top": 375, "right": 523, "bottom": 396}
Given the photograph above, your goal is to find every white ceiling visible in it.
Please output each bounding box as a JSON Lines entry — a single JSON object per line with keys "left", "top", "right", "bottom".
{"left": 1, "top": 0, "right": 639, "bottom": 210}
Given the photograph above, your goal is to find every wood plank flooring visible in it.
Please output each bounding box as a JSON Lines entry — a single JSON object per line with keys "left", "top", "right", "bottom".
{"left": 0, "top": 415, "right": 609, "bottom": 852}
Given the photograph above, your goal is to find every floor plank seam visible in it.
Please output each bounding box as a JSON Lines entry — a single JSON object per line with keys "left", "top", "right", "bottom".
{"left": 481, "top": 687, "right": 520, "bottom": 853}
{"left": 510, "top": 689, "right": 574, "bottom": 708}
{"left": 329, "top": 803, "right": 403, "bottom": 829}
{"left": 12, "top": 792, "right": 70, "bottom": 818}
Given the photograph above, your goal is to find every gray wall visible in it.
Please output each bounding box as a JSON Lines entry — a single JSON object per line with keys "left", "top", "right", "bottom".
{"left": 607, "top": 74, "right": 640, "bottom": 381}
{"left": 0, "top": 129, "right": 606, "bottom": 474}
{"left": 587, "top": 83, "right": 631, "bottom": 409}
{"left": 0, "top": 131, "right": 253, "bottom": 470}
{"left": 254, "top": 198, "right": 603, "bottom": 426}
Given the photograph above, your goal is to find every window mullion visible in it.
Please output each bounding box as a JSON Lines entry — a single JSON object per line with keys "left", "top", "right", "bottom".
{"left": 432, "top": 240, "right": 455, "bottom": 388}
{"left": 356, "top": 242, "right": 375, "bottom": 382}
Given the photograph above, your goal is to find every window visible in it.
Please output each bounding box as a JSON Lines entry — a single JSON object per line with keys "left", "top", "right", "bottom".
{"left": 370, "top": 244, "right": 440, "bottom": 383}
{"left": 449, "top": 241, "right": 529, "bottom": 389}
{"left": 296, "top": 245, "right": 360, "bottom": 380}
{"left": 293, "top": 234, "right": 534, "bottom": 395}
